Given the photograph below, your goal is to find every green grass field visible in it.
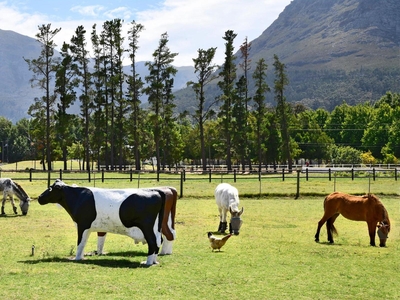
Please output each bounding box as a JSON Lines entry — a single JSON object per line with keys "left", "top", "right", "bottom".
{"left": 0, "top": 162, "right": 399, "bottom": 299}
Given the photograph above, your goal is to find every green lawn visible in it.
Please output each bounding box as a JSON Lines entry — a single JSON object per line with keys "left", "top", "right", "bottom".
{"left": 0, "top": 181, "right": 399, "bottom": 299}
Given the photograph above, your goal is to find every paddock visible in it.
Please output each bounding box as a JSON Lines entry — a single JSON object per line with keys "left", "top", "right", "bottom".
{"left": 0, "top": 190, "right": 398, "bottom": 299}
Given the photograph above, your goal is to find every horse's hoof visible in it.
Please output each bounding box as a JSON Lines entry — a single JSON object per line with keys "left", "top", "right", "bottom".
{"left": 315, "top": 239, "right": 319, "bottom": 243}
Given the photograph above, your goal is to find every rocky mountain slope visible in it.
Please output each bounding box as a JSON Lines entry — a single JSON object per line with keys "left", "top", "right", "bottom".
{"left": 174, "top": 0, "right": 400, "bottom": 113}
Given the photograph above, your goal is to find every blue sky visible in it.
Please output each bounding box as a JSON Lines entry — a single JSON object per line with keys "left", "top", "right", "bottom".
{"left": 1, "top": 0, "right": 292, "bottom": 66}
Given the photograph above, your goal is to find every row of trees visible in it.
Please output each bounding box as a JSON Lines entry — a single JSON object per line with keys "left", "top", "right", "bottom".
{"left": 1, "top": 20, "right": 399, "bottom": 171}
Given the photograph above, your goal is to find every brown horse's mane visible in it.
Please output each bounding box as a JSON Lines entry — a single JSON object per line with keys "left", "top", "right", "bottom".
{"left": 364, "top": 193, "right": 391, "bottom": 230}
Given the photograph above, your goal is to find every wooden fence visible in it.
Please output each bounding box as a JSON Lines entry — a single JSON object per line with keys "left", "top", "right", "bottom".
{"left": 0, "top": 166, "right": 398, "bottom": 198}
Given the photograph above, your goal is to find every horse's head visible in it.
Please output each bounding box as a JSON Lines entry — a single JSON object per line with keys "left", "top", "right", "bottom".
{"left": 377, "top": 221, "right": 390, "bottom": 247}
{"left": 19, "top": 197, "right": 31, "bottom": 216}
{"left": 38, "top": 179, "right": 66, "bottom": 205}
{"left": 229, "top": 206, "right": 244, "bottom": 235}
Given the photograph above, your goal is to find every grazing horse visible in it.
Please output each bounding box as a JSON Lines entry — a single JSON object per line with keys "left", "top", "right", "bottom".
{"left": 0, "top": 178, "right": 31, "bottom": 215}
{"left": 38, "top": 180, "right": 165, "bottom": 265}
{"left": 315, "top": 192, "right": 391, "bottom": 247}
{"left": 215, "top": 183, "right": 244, "bottom": 235}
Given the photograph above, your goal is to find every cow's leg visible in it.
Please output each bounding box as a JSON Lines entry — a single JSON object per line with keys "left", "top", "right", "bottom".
{"left": 141, "top": 228, "right": 160, "bottom": 265}
{"left": 75, "top": 229, "right": 91, "bottom": 260}
{"left": 367, "top": 221, "right": 377, "bottom": 247}
{"left": 97, "top": 232, "right": 107, "bottom": 255}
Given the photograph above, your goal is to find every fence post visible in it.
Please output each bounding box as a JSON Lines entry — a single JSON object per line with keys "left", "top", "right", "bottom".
{"left": 306, "top": 168, "right": 308, "bottom": 181}
{"left": 258, "top": 171, "right": 261, "bottom": 181}
{"left": 209, "top": 169, "right": 212, "bottom": 183}
{"left": 295, "top": 169, "right": 300, "bottom": 199}
{"left": 29, "top": 168, "right": 33, "bottom": 182}
{"left": 329, "top": 168, "right": 331, "bottom": 181}
{"left": 130, "top": 169, "right": 133, "bottom": 182}
{"left": 180, "top": 171, "right": 184, "bottom": 198}
{"left": 183, "top": 169, "right": 186, "bottom": 182}
{"left": 373, "top": 168, "right": 376, "bottom": 181}
{"left": 351, "top": 168, "right": 354, "bottom": 180}
{"left": 59, "top": 169, "right": 62, "bottom": 181}
{"left": 102, "top": 169, "right": 104, "bottom": 183}
{"left": 282, "top": 168, "right": 285, "bottom": 181}
{"left": 395, "top": 168, "right": 397, "bottom": 181}
{"left": 234, "top": 169, "right": 236, "bottom": 182}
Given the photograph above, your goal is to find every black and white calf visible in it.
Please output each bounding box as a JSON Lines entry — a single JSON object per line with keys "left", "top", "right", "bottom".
{"left": 38, "top": 179, "right": 165, "bottom": 265}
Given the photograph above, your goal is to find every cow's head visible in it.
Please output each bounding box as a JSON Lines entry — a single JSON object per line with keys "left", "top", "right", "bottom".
{"left": 38, "top": 179, "right": 66, "bottom": 205}
{"left": 229, "top": 206, "right": 244, "bottom": 235}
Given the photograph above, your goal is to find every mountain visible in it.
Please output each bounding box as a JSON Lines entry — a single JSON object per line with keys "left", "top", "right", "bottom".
{"left": 0, "top": 30, "right": 44, "bottom": 122}
{"left": 174, "top": 0, "right": 400, "bottom": 113}
{"left": 0, "top": 29, "right": 196, "bottom": 122}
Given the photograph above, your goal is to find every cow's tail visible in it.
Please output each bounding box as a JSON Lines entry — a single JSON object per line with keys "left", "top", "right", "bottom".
{"left": 157, "top": 190, "right": 166, "bottom": 241}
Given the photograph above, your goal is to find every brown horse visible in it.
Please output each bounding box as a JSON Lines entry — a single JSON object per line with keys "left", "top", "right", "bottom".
{"left": 315, "top": 192, "right": 390, "bottom": 247}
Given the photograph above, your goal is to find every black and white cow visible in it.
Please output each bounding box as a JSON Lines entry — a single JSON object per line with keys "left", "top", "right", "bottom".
{"left": 38, "top": 179, "right": 165, "bottom": 265}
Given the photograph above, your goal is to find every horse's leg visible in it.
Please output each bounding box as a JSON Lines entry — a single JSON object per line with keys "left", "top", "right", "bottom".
{"left": 367, "top": 221, "right": 377, "bottom": 247}
{"left": 1, "top": 192, "right": 6, "bottom": 215}
{"left": 326, "top": 213, "right": 339, "bottom": 243}
{"left": 315, "top": 214, "right": 330, "bottom": 242}
{"left": 10, "top": 195, "right": 17, "bottom": 214}
{"left": 219, "top": 208, "right": 228, "bottom": 233}
{"left": 217, "top": 207, "right": 223, "bottom": 232}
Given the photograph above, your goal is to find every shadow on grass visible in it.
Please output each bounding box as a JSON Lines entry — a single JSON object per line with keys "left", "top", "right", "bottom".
{"left": 0, "top": 214, "right": 25, "bottom": 218}
{"left": 20, "top": 250, "right": 156, "bottom": 269}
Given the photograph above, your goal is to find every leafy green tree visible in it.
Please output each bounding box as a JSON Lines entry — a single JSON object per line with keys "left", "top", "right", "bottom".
{"left": 341, "top": 103, "right": 372, "bottom": 150}
{"left": 362, "top": 103, "right": 391, "bottom": 159}
{"left": 217, "top": 30, "right": 237, "bottom": 171}
{"left": 252, "top": 58, "right": 270, "bottom": 171}
{"left": 324, "top": 102, "right": 350, "bottom": 144}
{"left": 24, "top": 24, "right": 61, "bottom": 172}
{"left": 273, "top": 54, "right": 292, "bottom": 171}
{"left": 328, "top": 145, "right": 362, "bottom": 165}
{"left": 188, "top": 47, "right": 218, "bottom": 171}
{"left": 293, "top": 110, "right": 333, "bottom": 163}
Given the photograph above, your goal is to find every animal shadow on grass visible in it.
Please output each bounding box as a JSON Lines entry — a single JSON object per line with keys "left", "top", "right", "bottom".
{"left": 0, "top": 214, "right": 24, "bottom": 218}
{"left": 20, "top": 250, "right": 153, "bottom": 269}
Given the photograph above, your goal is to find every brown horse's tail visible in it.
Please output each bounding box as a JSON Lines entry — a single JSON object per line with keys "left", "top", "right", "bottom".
{"left": 326, "top": 217, "right": 338, "bottom": 237}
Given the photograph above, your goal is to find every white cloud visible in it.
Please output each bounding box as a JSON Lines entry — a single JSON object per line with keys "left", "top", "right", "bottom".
{"left": 104, "top": 7, "right": 132, "bottom": 20}
{"left": 0, "top": 0, "right": 292, "bottom": 66}
{"left": 70, "top": 5, "right": 105, "bottom": 17}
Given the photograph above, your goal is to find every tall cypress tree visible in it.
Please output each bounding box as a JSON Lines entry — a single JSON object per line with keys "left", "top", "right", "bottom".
{"left": 217, "top": 30, "right": 237, "bottom": 171}
{"left": 70, "top": 25, "right": 92, "bottom": 174}
{"left": 144, "top": 32, "right": 178, "bottom": 178}
{"left": 189, "top": 47, "right": 218, "bottom": 171}
{"left": 126, "top": 21, "right": 145, "bottom": 171}
{"left": 273, "top": 54, "right": 292, "bottom": 172}
{"left": 24, "top": 24, "right": 61, "bottom": 178}
{"left": 252, "top": 58, "right": 270, "bottom": 171}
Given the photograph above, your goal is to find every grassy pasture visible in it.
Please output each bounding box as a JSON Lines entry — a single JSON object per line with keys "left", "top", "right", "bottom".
{"left": 0, "top": 169, "right": 399, "bottom": 299}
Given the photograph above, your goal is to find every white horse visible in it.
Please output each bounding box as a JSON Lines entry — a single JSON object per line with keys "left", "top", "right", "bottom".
{"left": 0, "top": 178, "right": 31, "bottom": 215}
{"left": 214, "top": 183, "right": 244, "bottom": 235}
